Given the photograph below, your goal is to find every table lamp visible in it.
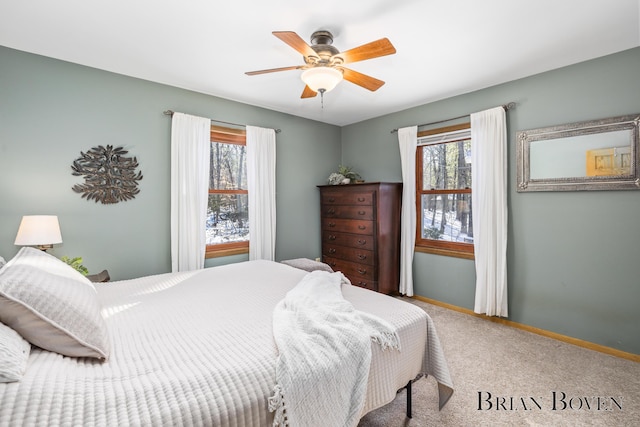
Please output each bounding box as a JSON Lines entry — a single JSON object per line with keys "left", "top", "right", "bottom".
{"left": 14, "top": 215, "right": 63, "bottom": 251}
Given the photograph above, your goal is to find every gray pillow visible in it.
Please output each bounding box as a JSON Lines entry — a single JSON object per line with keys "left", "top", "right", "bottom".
{"left": 0, "top": 247, "right": 110, "bottom": 360}
{"left": 0, "top": 321, "right": 31, "bottom": 382}
{"left": 281, "top": 258, "right": 334, "bottom": 273}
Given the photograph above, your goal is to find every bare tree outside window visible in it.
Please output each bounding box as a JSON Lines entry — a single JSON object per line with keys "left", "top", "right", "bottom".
{"left": 208, "top": 141, "right": 249, "bottom": 245}
{"left": 206, "top": 127, "right": 250, "bottom": 257}
{"left": 416, "top": 124, "right": 474, "bottom": 258}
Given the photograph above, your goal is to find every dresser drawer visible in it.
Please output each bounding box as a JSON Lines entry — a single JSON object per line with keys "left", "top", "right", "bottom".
{"left": 321, "top": 218, "right": 374, "bottom": 235}
{"left": 322, "top": 257, "right": 376, "bottom": 281}
{"left": 322, "top": 245, "right": 374, "bottom": 266}
{"left": 321, "top": 191, "right": 374, "bottom": 206}
{"left": 323, "top": 232, "right": 374, "bottom": 250}
{"left": 351, "top": 279, "right": 378, "bottom": 292}
{"left": 322, "top": 205, "right": 374, "bottom": 220}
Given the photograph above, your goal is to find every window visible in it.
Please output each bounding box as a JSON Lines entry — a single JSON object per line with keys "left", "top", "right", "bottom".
{"left": 416, "top": 123, "right": 474, "bottom": 259}
{"left": 206, "top": 126, "right": 249, "bottom": 258}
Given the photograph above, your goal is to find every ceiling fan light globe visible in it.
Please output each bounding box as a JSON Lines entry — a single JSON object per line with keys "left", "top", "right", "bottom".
{"left": 301, "top": 67, "right": 343, "bottom": 93}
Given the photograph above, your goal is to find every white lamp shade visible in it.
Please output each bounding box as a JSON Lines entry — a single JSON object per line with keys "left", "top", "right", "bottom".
{"left": 301, "top": 67, "right": 343, "bottom": 93}
{"left": 14, "top": 215, "right": 63, "bottom": 247}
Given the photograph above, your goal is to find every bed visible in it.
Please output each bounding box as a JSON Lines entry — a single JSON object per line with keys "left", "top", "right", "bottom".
{"left": 0, "top": 248, "right": 453, "bottom": 426}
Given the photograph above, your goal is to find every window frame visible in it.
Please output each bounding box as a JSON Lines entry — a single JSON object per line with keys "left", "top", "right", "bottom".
{"left": 205, "top": 125, "right": 249, "bottom": 259}
{"left": 415, "top": 123, "right": 475, "bottom": 260}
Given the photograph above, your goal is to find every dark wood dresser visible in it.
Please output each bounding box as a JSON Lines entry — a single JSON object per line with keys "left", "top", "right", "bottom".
{"left": 318, "top": 182, "right": 402, "bottom": 294}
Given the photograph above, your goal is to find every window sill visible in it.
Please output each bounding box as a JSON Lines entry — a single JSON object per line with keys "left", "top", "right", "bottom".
{"left": 205, "top": 246, "right": 249, "bottom": 259}
{"left": 415, "top": 245, "right": 474, "bottom": 260}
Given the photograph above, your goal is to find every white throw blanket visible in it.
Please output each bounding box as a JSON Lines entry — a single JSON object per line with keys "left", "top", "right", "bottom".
{"left": 269, "top": 270, "right": 400, "bottom": 427}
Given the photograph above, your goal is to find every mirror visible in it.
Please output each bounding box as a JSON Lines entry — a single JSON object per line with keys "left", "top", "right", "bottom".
{"left": 516, "top": 114, "right": 640, "bottom": 191}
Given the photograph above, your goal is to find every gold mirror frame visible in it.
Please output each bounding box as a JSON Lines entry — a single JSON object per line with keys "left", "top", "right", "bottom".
{"left": 516, "top": 114, "right": 640, "bottom": 192}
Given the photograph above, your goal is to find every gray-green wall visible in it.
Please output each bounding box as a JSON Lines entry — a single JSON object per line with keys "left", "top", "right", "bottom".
{"left": 2, "top": 44, "right": 638, "bottom": 355}
{"left": 341, "top": 47, "right": 640, "bottom": 354}
{"left": 0, "top": 46, "right": 340, "bottom": 279}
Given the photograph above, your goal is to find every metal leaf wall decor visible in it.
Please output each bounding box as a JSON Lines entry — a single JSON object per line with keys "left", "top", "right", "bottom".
{"left": 71, "top": 145, "right": 143, "bottom": 204}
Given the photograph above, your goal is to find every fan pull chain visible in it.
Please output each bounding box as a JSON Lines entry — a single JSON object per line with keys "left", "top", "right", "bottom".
{"left": 319, "top": 88, "right": 326, "bottom": 109}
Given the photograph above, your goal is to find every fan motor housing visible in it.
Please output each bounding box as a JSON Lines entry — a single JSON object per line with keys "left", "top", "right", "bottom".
{"left": 310, "top": 30, "right": 333, "bottom": 46}
{"left": 307, "top": 31, "right": 340, "bottom": 65}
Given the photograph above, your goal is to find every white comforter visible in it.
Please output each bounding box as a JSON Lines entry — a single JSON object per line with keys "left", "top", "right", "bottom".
{"left": 0, "top": 260, "right": 453, "bottom": 426}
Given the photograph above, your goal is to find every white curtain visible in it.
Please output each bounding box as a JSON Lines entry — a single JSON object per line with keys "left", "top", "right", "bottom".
{"left": 247, "top": 125, "right": 276, "bottom": 261}
{"left": 170, "top": 112, "right": 211, "bottom": 272}
{"left": 398, "top": 126, "right": 418, "bottom": 296}
{"left": 470, "top": 107, "right": 508, "bottom": 317}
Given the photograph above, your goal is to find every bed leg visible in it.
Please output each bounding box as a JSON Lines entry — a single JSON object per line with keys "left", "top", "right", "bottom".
{"left": 406, "top": 380, "right": 412, "bottom": 418}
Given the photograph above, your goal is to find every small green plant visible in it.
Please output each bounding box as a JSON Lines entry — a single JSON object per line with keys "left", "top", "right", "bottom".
{"left": 337, "top": 165, "right": 362, "bottom": 182}
{"left": 61, "top": 256, "right": 89, "bottom": 276}
{"left": 327, "top": 165, "right": 363, "bottom": 185}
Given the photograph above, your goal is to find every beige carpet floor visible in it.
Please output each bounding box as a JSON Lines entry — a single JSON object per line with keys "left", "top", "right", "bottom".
{"left": 358, "top": 298, "right": 640, "bottom": 427}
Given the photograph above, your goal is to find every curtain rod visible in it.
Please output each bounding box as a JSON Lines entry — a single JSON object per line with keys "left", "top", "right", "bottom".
{"left": 390, "top": 102, "right": 516, "bottom": 134}
{"left": 163, "top": 110, "right": 281, "bottom": 133}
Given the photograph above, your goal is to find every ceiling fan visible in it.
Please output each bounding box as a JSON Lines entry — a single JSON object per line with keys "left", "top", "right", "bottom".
{"left": 245, "top": 30, "right": 396, "bottom": 99}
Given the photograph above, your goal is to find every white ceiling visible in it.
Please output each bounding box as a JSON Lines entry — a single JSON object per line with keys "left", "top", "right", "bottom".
{"left": 1, "top": 0, "right": 638, "bottom": 126}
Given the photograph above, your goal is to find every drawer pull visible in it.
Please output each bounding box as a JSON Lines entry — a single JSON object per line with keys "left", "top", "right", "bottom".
{"left": 327, "top": 208, "right": 336, "bottom": 214}
{"left": 357, "top": 197, "right": 366, "bottom": 202}
{"left": 357, "top": 239, "right": 367, "bottom": 245}
{"left": 358, "top": 268, "right": 367, "bottom": 275}
{"left": 328, "top": 222, "right": 336, "bottom": 227}
{"left": 358, "top": 225, "right": 366, "bottom": 230}
{"left": 328, "top": 235, "right": 337, "bottom": 240}
{"left": 358, "top": 281, "right": 368, "bottom": 287}
{"left": 328, "top": 197, "right": 335, "bottom": 202}
{"left": 358, "top": 210, "right": 366, "bottom": 215}
{"left": 329, "top": 262, "right": 336, "bottom": 267}
{"left": 357, "top": 254, "right": 367, "bottom": 260}
{"left": 328, "top": 248, "right": 336, "bottom": 254}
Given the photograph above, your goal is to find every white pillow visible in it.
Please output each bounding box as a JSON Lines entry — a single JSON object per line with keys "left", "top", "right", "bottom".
{"left": 0, "top": 247, "right": 110, "bottom": 360}
{"left": 0, "top": 255, "right": 6, "bottom": 269}
{"left": 0, "top": 321, "right": 31, "bottom": 382}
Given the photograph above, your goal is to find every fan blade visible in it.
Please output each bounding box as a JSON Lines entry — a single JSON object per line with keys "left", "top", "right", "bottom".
{"left": 336, "top": 38, "right": 396, "bottom": 64}
{"left": 341, "top": 68, "right": 385, "bottom": 91}
{"left": 301, "top": 85, "right": 317, "bottom": 98}
{"left": 273, "top": 31, "right": 318, "bottom": 58}
{"left": 245, "top": 65, "right": 304, "bottom": 76}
